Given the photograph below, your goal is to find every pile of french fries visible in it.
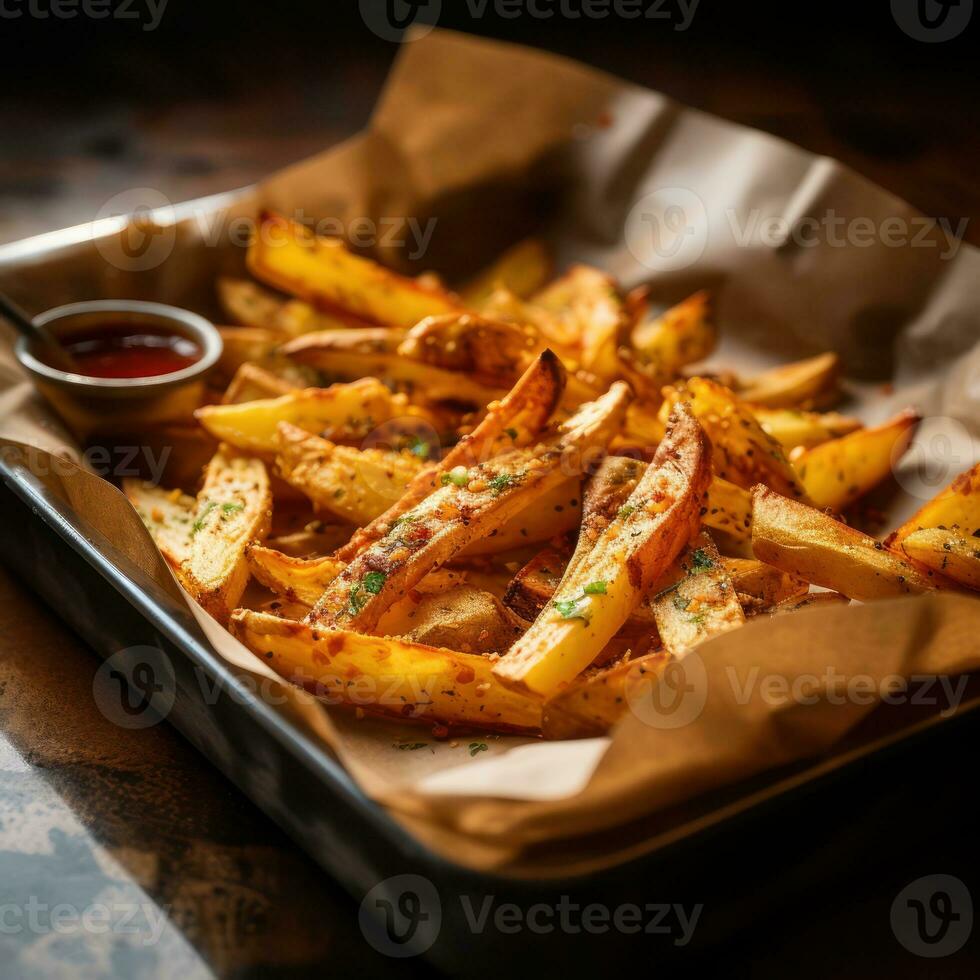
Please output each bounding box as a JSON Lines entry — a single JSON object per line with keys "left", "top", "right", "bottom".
{"left": 126, "top": 212, "right": 980, "bottom": 740}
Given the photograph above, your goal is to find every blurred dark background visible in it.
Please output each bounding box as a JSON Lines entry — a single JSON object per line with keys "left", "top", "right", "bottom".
{"left": 0, "top": 1, "right": 976, "bottom": 243}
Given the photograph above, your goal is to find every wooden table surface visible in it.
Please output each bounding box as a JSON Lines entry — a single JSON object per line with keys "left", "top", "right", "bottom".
{"left": 0, "top": 14, "right": 978, "bottom": 978}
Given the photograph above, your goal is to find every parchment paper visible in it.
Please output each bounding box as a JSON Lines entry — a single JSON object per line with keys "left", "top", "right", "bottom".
{"left": 1, "top": 29, "right": 979, "bottom": 875}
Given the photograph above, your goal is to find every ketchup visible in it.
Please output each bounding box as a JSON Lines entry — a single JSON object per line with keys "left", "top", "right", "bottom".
{"left": 61, "top": 325, "right": 201, "bottom": 379}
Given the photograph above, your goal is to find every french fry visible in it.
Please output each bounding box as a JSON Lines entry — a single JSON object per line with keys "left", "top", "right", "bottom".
{"left": 222, "top": 364, "right": 299, "bottom": 404}
{"left": 123, "top": 479, "right": 196, "bottom": 568}
{"left": 180, "top": 450, "right": 272, "bottom": 622}
{"left": 275, "top": 423, "right": 423, "bottom": 526}
{"left": 663, "top": 377, "right": 810, "bottom": 501}
{"left": 216, "top": 326, "right": 281, "bottom": 376}
{"left": 723, "top": 558, "right": 808, "bottom": 610}
{"left": 886, "top": 462, "right": 980, "bottom": 547}
{"left": 751, "top": 485, "right": 946, "bottom": 600}
{"left": 769, "top": 591, "right": 850, "bottom": 615}
{"left": 247, "top": 546, "right": 346, "bottom": 605}
{"left": 631, "top": 291, "right": 715, "bottom": 376}
{"left": 309, "top": 382, "right": 632, "bottom": 632}
{"left": 704, "top": 476, "right": 754, "bottom": 546}
{"left": 337, "top": 350, "right": 567, "bottom": 561}
{"left": 197, "top": 378, "right": 410, "bottom": 454}
{"left": 493, "top": 403, "right": 711, "bottom": 697}
{"left": 460, "top": 238, "right": 552, "bottom": 307}
{"left": 752, "top": 407, "right": 862, "bottom": 451}
{"left": 899, "top": 528, "right": 980, "bottom": 591}
{"left": 738, "top": 352, "right": 841, "bottom": 409}
{"left": 649, "top": 532, "right": 745, "bottom": 656}
{"left": 229, "top": 610, "right": 543, "bottom": 733}
{"left": 541, "top": 651, "right": 671, "bottom": 739}
{"left": 792, "top": 410, "right": 920, "bottom": 512}
{"left": 247, "top": 212, "right": 460, "bottom": 328}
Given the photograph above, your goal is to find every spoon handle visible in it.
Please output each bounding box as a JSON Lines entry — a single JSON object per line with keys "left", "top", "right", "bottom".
{"left": 0, "top": 292, "right": 77, "bottom": 372}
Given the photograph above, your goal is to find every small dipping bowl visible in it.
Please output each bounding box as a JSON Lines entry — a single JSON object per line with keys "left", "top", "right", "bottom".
{"left": 15, "top": 300, "right": 222, "bottom": 441}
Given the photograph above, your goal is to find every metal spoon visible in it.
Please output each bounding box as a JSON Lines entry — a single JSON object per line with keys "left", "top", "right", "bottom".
{"left": 0, "top": 290, "right": 78, "bottom": 372}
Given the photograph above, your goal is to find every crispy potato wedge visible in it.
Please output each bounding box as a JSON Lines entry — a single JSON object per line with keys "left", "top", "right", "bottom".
{"left": 337, "top": 350, "right": 567, "bottom": 561}
{"left": 460, "top": 238, "right": 552, "bottom": 308}
{"left": 222, "top": 364, "right": 299, "bottom": 404}
{"left": 769, "top": 591, "right": 850, "bottom": 615}
{"left": 275, "top": 423, "right": 423, "bottom": 526}
{"left": 631, "top": 291, "right": 715, "bottom": 376}
{"left": 247, "top": 212, "right": 460, "bottom": 328}
{"left": 704, "top": 476, "right": 754, "bottom": 546}
{"left": 663, "top": 377, "right": 810, "bottom": 501}
{"left": 722, "top": 558, "right": 808, "bottom": 610}
{"left": 197, "top": 379, "right": 408, "bottom": 454}
{"left": 751, "top": 485, "right": 945, "bottom": 600}
{"left": 247, "top": 546, "right": 346, "bottom": 605}
{"left": 752, "top": 407, "right": 862, "bottom": 451}
{"left": 493, "top": 404, "right": 711, "bottom": 697}
{"left": 310, "top": 382, "right": 632, "bottom": 632}
{"left": 180, "top": 450, "right": 272, "bottom": 622}
{"left": 541, "top": 651, "right": 671, "bottom": 739}
{"left": 218, "top": 276, "right": 369, "bottom": 334}
{"left": 899, "top": 528, "right": 980, "bottom": 591}
{"left": 792, "top": 410, "right": 920, "bottom": 512}
{"left": 229, "top": 610, "right": 542, "bottom": 733}
{"left": 738, "top": 352, "right": 841, "bottom": 409}
{"left": 649, "top": 533, "right": 745, "bottom": 656}
{"left": 123, "top": 479, "right": 196, "bottom": 568}
{"left": 216, "top": 326, "right": 281, "bottom": 376}
{"left": 886, "top": 462, "right": 980, "bottom": 547}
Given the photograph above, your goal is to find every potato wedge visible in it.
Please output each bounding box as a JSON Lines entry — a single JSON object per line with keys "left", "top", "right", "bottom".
{"left": 738, "top": 352, "right": 841, "bottom": 409}
{"left": 704, "top": 476, "right": 754, "bottom": 546}
{"left": 752, "top": 407, "right": 862, "bottom": 451}
{"left": 216, "top": 326, "right": 281, "bottom": 377}
{"left": 247, "top": 546, "right": 346, "bottom": 605}
{"left": 218, "top": 276, "right": 367, "bottom": 334}
{"left": 275, "top": 423, "right": 423, "bottom": 526}
{"left": 123, "top": 479, "right": 196, "bottom": 568}
{"left": 751, "top": 485, "right": 945, "bottom": 600}
{"left": 631, "top": 291, "right": 715, "bottom": 376}
{"left": 247, "top": 212, "right": 460, "bottom": 328}
{"left": 400, "top": 585, "right": 528, "bottom": 654}
{"left": 493, "top": 403, "right": 711, "bottom": 697}
{"left": 722, "top": 558, "right": 808, "bottom": 610}
{"left": 197, "top": 379, "right": 408, "bottom": 454}
{"left": 229, "top": 610, "right": 542, "bottom": 733}
{"left": 309, "top": 383, "right": 632, "bottom": 632}
{"left": 899, "top": 528, "right": 980, "bottom": 591}
{"left": 886, "top": 462, "right": 980, "bottom": 547}
{"left": 792, "top": 409, "right": 920, "bottom": 512}
{"left": 460, "top": 238, "right": 552, "bottom": 308}
{"left": 663, "top": 377, "right": 810, "bottom": 501}
{"left": 337, "top": 350, "right": 567, "bottom": 561}
{"left": 180, "top": 450, "right": 272, "bottom": 622}
{"left": 769, "top": 591, "right": 850, "bottom": 615}
{"left": 222, "top": 364, "right": 299, "bottom": 404}
{"left": 649, "top": 533, "right": 745, "bottom": 656}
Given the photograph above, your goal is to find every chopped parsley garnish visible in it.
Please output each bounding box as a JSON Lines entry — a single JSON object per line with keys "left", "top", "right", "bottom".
{"left": 672, "top": 594, "right": 690, "bottom": 612}
{"left": 191, "top": 501, "right": 218, "bottom": 536}
{"left": 583, "top": 580, "right": 607, "bottom": 595}
{"left": 407, "top": 435, "right": 431, "bottom": 459}
{"left": 617, "top": 504, "right": 636, "bottom": 520}
{"left": 221, "top": 502, "right": 244, "bottom": 515}
{"left": 395, "top": 742, "right": 428, "bottom": 751}
{"left": 362, "top": 571, "right": 386, "bottom": 594}
{"left": 688, "top": 548, "right": 715, "bottom": 573}
{"left": 346, "top": 584, "right": 368, "bottom": 616}
{"left": 441, "top": 466, "right": 470, "bottom": 487}
{"left": 469, "top": 742, "right": 489, "bottom": 756}
{"left": 488, "top": 471, "right": 523, "bottom": 495}
{"left": 554, "top": 597, "right": 590, "bottom": 622}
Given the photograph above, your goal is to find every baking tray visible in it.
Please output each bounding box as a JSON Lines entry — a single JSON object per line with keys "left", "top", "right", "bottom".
{"left": 1, "top": 195, "right": 979, "bottom": 974}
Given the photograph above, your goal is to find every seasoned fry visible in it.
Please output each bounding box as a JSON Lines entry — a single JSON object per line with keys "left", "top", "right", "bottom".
{"left": 197, "top": 378, "right": 409, "bottom": 454}
{"left": 400, "top": 585, "right": 528, "bottom": 654}
{"left": 631, "top": 291, "right": 715, "bottom": 376}
{"left": 230, "top": 610, "right": 543, "bottom": 733}
{"left": 222, "top": 364, "right": 299, "bottom": 404}
{"left": 769, "top": 591, "right": 850, "bottom": 615}
{"left": 704, "top": 476, "right": 754, "bottom": 546}
{"left": 751, "top": 485, "right": 945, "bottom": 600}
{"left": 722, "top": 558, "right": 808, "bottom": 610}
{"left": 460, "top": 237, "right": 552, "bottom": 307}
{"left": 541, "top": 651, "right": 671, "bottom": 739}
{"left": 275, "top": 423, "right": 423, "bottom": 526}
{"left": 247, "top": 546, "right": 346, "bottom": 605}
{"left": 663, "top": 377, "right": 810, "bottom": 501}
{"left": 493, "top": 404, "right": 711, "bottom": 697}
{"left": 752, "top": 407, "right": 862, "bottom": 451}
{"left": 216, "top": 326, "right": 281, "bottom": 376}
{"left": 180, "top": 450, "right": 272, "bottom": 622}
{"left": 247, "top": 212, "right": 460, "bottom": 328}
{"left": 738, "top": 352, "right": 841, "bottom": 409}
{"left": 899, "top": 528, "right": 980, "bottom": 591}
{"left": 123, "top": 479, "right": 196, "bottom": 568}
{"left": 886, "top": 462, "right": 980, "bottom": 547}
{"left": 309, "top": 382, "right": 632, "bottom": 633}
{"left": 649, "top": 533, "right": 745, "bottom": 656}
{"left": 792, "top": 409, "right": 920, "bottom": 512}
